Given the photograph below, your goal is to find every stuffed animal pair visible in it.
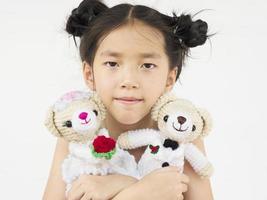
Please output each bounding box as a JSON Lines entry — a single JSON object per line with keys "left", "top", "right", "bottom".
{"left": 118, "top": 92, "right": 213, "bottom": 178}
{"left": 44, "top": 90, "right": 138, "bottom": 193}
{"left": 45, "top": 90, "right": 213, "bottom": 194}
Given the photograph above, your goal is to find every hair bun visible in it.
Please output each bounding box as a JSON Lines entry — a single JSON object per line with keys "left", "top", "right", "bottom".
{"left": 172, "top": 13, "right": 208, "bottom": 48}
{"left": 66, "top": 0, "right": 108, "bottom": 37}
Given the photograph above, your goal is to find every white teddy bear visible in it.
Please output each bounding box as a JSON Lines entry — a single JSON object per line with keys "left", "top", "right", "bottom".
{"left": 44, "top": 90, "right": 138, "bottom": 193}
{"left": 118, "top": 92, "right": 213, "bottom": 178}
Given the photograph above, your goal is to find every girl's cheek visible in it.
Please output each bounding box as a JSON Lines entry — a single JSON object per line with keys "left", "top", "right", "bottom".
{"left": 99, "top": 72, "right": 118, "bottom": 89}
{"left": 95, "top": 67, "right": 113, "bottom": 82}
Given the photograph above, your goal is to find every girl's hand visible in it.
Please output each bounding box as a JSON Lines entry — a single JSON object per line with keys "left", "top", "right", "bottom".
{"left": 140, "top": 166, "right": 189, "bottom": 200}
{"left": 114, "top": 166, "right": 189, "bottom": 200}
{"left": 66, "top": 174, "right": 137, "bottom": 200}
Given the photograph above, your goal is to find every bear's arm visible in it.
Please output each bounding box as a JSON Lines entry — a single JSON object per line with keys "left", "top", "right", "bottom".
{"left": 42, "top": 138, "right": 69, "bottom": 200}
{"left": 184, "top": 143, "right": 213, "bottom": 177}
{"left": 183, "top": 137, "right": 214, "bottom": 200}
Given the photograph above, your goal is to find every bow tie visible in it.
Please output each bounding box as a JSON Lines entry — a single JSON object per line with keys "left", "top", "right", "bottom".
{"left": 163, "top": 139, "right": 179, "bottom": 150}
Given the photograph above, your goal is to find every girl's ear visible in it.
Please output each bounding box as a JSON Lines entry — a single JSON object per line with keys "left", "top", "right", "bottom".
{"left": 164, "top": 67, "right": 178, "bottom": 92}
{"left": 83, "top": 61, "right": 95, "bottom": 91}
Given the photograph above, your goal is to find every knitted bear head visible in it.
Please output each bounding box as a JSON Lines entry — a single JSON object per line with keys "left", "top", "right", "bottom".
{"left": 151, "top": 93, "right": 212, "bottom": 143}
{"left": 44, "top": 90, "right": 106, "bottom": 143}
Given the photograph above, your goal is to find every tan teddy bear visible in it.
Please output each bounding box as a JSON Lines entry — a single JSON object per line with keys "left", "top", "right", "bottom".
{"left": 44, "top": 90, "right": 138, "bottom": 193}
{"left": 118, "top": 92, "right": 213, "bottom": 178}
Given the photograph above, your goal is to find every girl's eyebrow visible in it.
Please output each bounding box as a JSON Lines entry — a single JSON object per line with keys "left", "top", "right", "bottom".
{"left": 100, "top": 50, "right": 161, "bottom": 59}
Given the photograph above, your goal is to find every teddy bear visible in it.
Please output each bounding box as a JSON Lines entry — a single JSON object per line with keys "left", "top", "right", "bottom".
{"left": 118, "top": 92, "right": 213, "bottom": 178}
{"left": 44, "top": 90, "right": 139, "bottom": 193}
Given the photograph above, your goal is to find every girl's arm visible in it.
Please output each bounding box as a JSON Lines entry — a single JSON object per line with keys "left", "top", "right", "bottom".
{"left": 112, "top": 166, "right": 189, "bottom": 200}
{"left": 183, "top": 138, "right": 214, "bottom": 200}
{"left": 42, "top": 138, "right": 68, "bottom": 200}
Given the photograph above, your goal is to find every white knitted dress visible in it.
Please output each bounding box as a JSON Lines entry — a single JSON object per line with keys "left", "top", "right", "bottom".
{"left": 62, "top": 128, "right": 139, "bottom": 193}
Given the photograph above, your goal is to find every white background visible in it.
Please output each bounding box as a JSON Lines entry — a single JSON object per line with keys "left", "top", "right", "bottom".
{"left": 0, "top": 0, "right": 266, "bottom": 199}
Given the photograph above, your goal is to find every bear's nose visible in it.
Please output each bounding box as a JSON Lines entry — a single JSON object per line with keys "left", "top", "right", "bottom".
{"left": 177, "top": 116, "right": 186, "bottom": 124}
{"left": 79, "top": 112, "right": 88, "bottom": 120}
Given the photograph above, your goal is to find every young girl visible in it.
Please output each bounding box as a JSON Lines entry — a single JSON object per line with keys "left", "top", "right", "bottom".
{"left": 43, "top": 0, "right": 214, "bottom": 199}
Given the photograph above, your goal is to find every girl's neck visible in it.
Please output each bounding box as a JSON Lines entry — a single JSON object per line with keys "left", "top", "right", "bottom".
{"left": 102, "top": 112, "right": 158, "bottom": 139}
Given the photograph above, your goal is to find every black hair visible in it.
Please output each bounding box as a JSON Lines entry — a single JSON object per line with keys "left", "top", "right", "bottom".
{"left": 65, "top": 0, "right": 214, "bottom": 81}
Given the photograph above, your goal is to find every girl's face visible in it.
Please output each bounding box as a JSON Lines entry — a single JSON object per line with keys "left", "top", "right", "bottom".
{"left": 83, "top": 20, "right": 177, "bottom": 125}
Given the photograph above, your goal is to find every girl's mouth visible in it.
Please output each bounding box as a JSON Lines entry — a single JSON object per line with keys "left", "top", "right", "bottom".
{"left": 114, "top": 97, "right": 143, "bottom": 105}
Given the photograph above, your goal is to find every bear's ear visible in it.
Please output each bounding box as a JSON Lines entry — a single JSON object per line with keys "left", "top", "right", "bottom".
{"left": 44, "top": 106, "right": 62, "bottom": 137}
{"left": 151, "top": 92, "right": 177, "bottom": 122}
{"left": 90, "top": 92, "right": 106, "bottom": 121}
{"left": 197, "top": 108, "right": 213, "bottom": 137}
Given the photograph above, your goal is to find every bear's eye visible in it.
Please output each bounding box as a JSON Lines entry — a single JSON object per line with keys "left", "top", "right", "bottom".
{"left": 163, "top": 115, "right": 168, "bottom": 122}
{"left": 63, "top": 120, "right": 72, "bottom": 128}
{"left": 192, "top": 125, "right": 196, "bottom": 131}
{"left": 93, "top": 109, "right": 98, "bottom": 116}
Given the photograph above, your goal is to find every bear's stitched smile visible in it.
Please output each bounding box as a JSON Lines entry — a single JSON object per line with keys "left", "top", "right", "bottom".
{"left": 81, "top": 118, "right": 91, "bottom": 125}
{"left": 172, "top": 122, "right": 188, "bottom": 132}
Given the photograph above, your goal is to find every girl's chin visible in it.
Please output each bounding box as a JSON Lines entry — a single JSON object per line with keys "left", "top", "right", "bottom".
{"left": 117, "top": 116, "right": 141, "bottom": 125}
{"left": 114, "top": 113, "right": 143, "bottom": 125}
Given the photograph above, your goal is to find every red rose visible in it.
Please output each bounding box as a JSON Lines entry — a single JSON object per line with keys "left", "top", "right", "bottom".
{"left": 149, "top": 144, "right": 159, "bottom": 154}
{"left": 92, "top": 135, "right": 116, "bottom": 153}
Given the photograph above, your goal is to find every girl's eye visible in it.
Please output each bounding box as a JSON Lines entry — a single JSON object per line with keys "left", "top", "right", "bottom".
{"left": 142, "top": 63, "right": 156, "bottom": 69}
{"left": 104, "top": 61, "right": 118, "bottom": 68}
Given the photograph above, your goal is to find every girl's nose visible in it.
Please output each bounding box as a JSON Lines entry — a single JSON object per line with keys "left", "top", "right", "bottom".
{"left": 177, "top": 116, "right": 186, "bottom": 124}
{"left": 79, "top": 112, "right": 88, "bottom": 120}
{"left": 121, "top": 81, "right": 139, "bottom": 89}
{"left": 120, "top": 67, "right": 140, "bottom": 89}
